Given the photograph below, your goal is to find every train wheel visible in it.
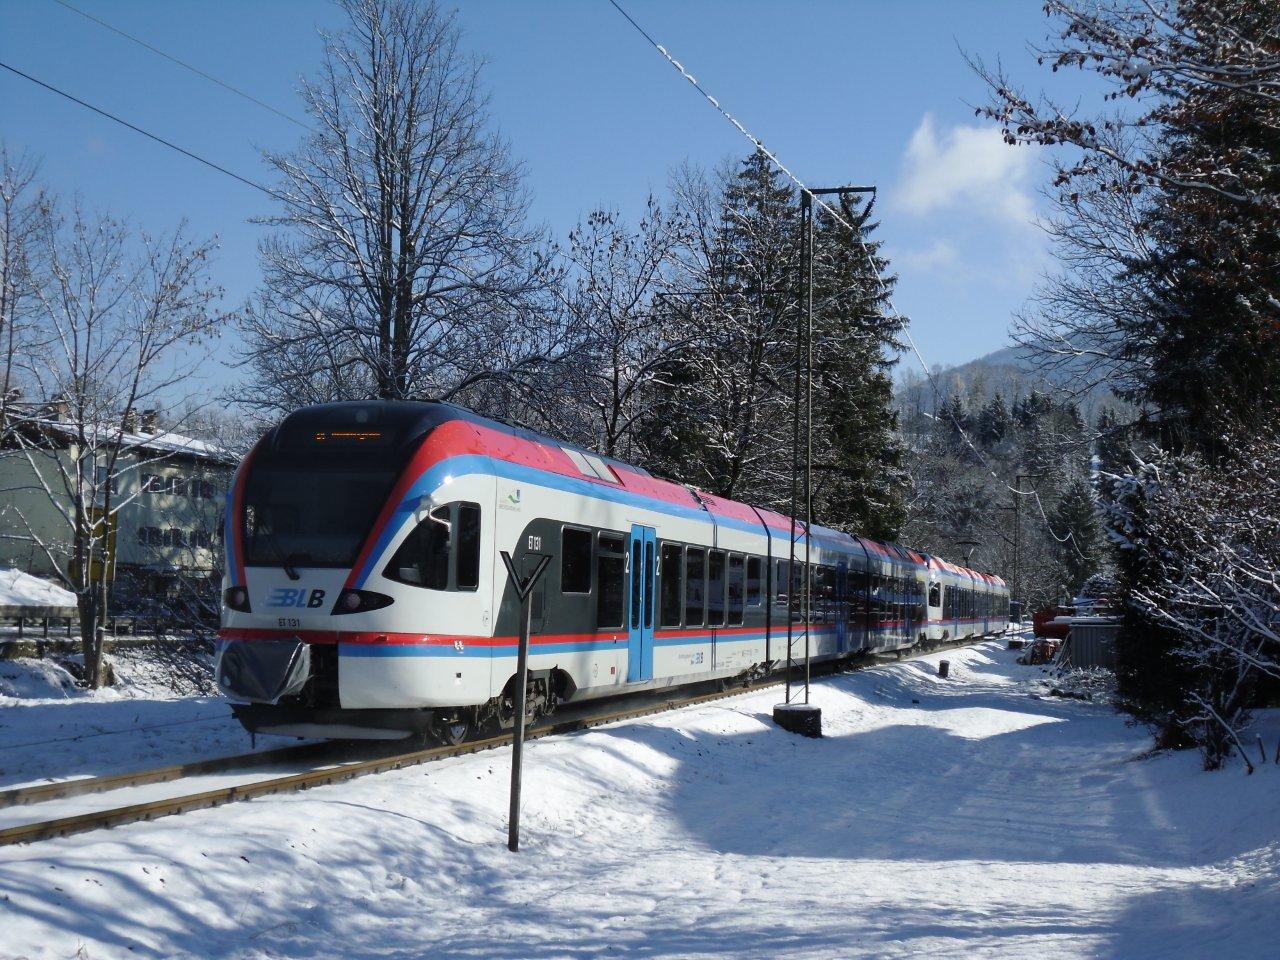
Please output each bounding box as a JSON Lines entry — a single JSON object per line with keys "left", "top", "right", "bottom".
{"left": 433, "top": 711, "right": 472, "bottom": 746}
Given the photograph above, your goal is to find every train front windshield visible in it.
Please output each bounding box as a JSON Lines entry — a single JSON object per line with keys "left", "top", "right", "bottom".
{"left": 243, "top": 466, "right": 399, "bottom": 567}
{"left": 241, "top": 412, "right": 419, "bottom": 569}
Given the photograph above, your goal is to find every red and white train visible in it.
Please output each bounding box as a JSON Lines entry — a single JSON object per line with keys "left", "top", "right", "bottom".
{"left": 216, "top": 401, "right": 1009, "bottom": 741}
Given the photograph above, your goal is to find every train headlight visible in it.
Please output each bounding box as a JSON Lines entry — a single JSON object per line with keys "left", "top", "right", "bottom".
{"left": 332, "top": 589, "right": 394, "bottom": 615}
{"left": 223, "top": 586, "right": 251, "bottom": 613}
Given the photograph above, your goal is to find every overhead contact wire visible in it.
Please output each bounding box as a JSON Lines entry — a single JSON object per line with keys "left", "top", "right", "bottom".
{"left": 50, "top": 0, "right": 315, "bottom": 132}
{"left": 604, "top": 0, "right": 1088, "bottom": 560}
{"left": 0, "top": 60, "right": 288, "bottom": 203}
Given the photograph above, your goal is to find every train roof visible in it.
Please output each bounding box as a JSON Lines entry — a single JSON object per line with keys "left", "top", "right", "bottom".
{"left": 269, "top": 400, "right": 997, "bottom": 579}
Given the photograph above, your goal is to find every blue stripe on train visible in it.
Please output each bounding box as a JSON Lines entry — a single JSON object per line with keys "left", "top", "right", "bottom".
{"left": 352, "top": 454, "right": 847, "bottom": 587}
{"left": 337, "top": 627, "right": 864, "bottom": 658}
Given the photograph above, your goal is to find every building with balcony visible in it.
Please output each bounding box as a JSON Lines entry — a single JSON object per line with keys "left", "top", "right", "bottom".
{"left": 0, "top": 401, "right": 236, "bottom": 603}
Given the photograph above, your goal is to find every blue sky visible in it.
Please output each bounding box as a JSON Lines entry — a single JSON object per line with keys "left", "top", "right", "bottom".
{"left": 0, "top": 0, "right": 1080, "bottom": 394}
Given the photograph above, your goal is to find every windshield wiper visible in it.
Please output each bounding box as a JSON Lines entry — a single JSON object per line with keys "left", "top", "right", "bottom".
{"left": 257, "top": 526, "right": 300, "bottom": 581}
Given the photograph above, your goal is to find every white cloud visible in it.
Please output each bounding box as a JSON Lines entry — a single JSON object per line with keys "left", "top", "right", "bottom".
{"left": 893, "top": 238, "right": 959, "bottom": 272}
{"left": 895, "top": 113, "right": 1039, "bottom": 226}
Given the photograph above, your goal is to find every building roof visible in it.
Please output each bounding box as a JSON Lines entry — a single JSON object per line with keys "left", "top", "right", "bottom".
{"left": 4, "top": 410, "right": 235, "bottom": 466}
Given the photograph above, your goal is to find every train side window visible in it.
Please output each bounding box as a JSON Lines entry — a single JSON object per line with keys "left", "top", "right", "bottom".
{"left": 684, "top": 547, "right": 706, "bottom": 626}
{"left": 791, "top": 562, "right": 807, "bottom": 618}
{"left": 456, "top": 503, "right": 481, "bottom": 591}
{"left": 630, "top": 540, "right": 643, "bottom": 629}
{"left": 812, "top": 566, "right": 827, "bottom": 622}
{"left": 707, "top": 550, "right": 726, "bottom": 626}
{"left": 561, "top": 527, "right": 593, "bottom": 594}
{"left": 746, "top": 556, "right": 762, "bottom": 606}
{"left": 775, "top": 559, "right": 789, "bottom": 601}
{"left": 596, "top": 532, "right": 626, "bottom": 629}
{"left": 727, "top": 554, "right": 745, "bottom": 625}
{"left": 644, "top": 540, "right": 655, "bottom": 630}
{"left": 659, "top": 543, "right": 683, "bottom": 628}
{"left": 929, "top": 583, "right": 941, "bottom": 608}
{"left": 385, "top": 505, "right": 451, "bottom": 590}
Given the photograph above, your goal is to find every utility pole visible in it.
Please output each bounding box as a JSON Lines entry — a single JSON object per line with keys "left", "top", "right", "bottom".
{"left": 499, "top": 549, "right": 551, "bottom": 853}
{"left": 955, "top": 538, "right": 981, "bottom": 566}
{"left": 1010, "top": 472, "right": 1045, "bottom": 620}
{"left": 773, "top": 184, "right": 875, "bottom": 739}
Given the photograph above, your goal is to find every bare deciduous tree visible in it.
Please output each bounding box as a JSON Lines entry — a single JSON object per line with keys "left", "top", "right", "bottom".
{"left": 1109, "top": 431, "right": 1280, "bottom": 771}
{"left": 642, "top": 157, "right": 798, "bottom": 502}
{"left": 239, "top": 0, "right": 567, "bottom": 413}
{"left": 3, "top": 202, "right": 224, "bottom": 687}
{"left": 0, "top": 144, "right": 47, "bottom": 439}
{"left": 550, "top": 199, "right": 692, "bottom": 458}
{"left": 971, "top": 0, "right": 1280, "bottom": 449}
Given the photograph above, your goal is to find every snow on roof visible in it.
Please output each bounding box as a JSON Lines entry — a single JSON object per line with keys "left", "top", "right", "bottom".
{"left": 0, "top": 568, "right": 76, "bottom": 608}
{"left": 117, "top": 427, "right": 232, "bottom": 462}
{"left": 18, "top": 416, "right": 234, "bottom": 465}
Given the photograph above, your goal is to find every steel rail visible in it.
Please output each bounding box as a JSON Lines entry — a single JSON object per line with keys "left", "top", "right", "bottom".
{"left": 0, "top": 741, "right": 337, "bottom": 809}
{"left": 0, "top": 637, "right": 988, "bottom": 848}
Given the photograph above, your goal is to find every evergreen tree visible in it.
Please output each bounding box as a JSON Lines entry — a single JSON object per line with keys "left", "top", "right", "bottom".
{"left": 644, "top": 153, "right": 907, "bottom": 539}
{"left": 1050, "top": 473, "right": 1102, "bottom": 593}
{"left": 977, "top": 391, "right": 1011, "bottom": 447}
{"left": 1125, "top": 2, "right": 1280, "bottom": 453}
{"left": 809, "top": 192, "right": 907, "bottom": 539}
{"left": 642, "top": 152, "right": 798, "bottom": 500}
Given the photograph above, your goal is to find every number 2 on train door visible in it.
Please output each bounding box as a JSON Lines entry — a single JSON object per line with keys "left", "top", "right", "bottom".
{"left": 627, "top": 524, "right": 656, "bottom": 682}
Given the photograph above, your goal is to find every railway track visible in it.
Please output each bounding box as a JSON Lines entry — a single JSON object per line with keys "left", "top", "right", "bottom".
{"left": 0, "top": 638, "right": 986, "bottom": 848}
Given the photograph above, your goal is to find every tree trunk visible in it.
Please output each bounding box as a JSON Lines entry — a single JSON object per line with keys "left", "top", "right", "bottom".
{"left": 78, "top": 589, "right": 102, "bottom": 688}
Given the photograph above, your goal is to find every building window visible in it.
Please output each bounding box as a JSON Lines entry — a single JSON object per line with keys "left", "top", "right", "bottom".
{"left": 596, "top": 532, "right": 626, "bottom": 629}
{"left": 561, "top": 527, "right": 593, "bottom": 594}
{"left": 95, "top": 464, "right": 117, "bottom": 496}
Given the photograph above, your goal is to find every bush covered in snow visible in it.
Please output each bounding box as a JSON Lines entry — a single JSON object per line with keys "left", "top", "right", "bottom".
{"left": 1106, "top": 428, "right": 1280, "bottom": 771}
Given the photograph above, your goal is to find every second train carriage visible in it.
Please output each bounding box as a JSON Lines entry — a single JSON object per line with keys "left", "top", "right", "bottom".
{"left": 215, "top": 401, "right": 1009, "bottom": 741}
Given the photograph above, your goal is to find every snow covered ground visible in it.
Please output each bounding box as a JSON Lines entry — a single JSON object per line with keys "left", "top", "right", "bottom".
{"left": 0, "top": 569, "right": 75, "bottom": 608}
{"left": 2, "top": 640, "right": 1278, "bottom": 959}
{"left": 0, "top": 657, "right": 258, "bottom": 791}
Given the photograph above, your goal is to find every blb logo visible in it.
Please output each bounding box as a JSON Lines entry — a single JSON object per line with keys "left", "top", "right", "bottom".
{"left": 267, "top": 587, "right": 326, "bottom": 609}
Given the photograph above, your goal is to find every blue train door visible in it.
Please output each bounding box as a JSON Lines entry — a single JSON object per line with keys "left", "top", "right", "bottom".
{"left": 627, "top": 524, "right": 656, "bottom": 682}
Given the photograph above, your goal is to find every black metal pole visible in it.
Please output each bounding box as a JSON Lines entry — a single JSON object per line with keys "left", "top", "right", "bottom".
{"left": 499, "top": 550, "right": 550, "bottom": 854}
{"left": 786, "top": 192, "right": 809, "bottom": 706}
{"left": 508, "top": 589, "right": 532, "bottom": 853}
{"left": 803, "top": 190, "right": 814, "bottom": 705}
